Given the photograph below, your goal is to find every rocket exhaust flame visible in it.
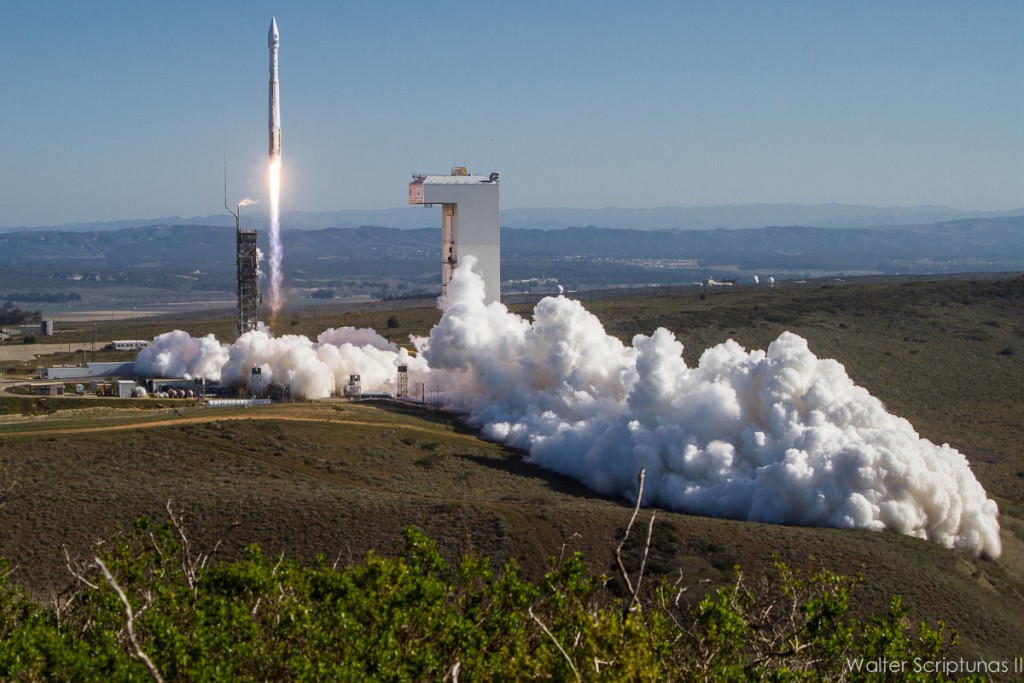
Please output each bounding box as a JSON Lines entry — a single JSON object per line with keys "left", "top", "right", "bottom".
{"left": 136, "top": 258, "right": 1002, "bottom": 559}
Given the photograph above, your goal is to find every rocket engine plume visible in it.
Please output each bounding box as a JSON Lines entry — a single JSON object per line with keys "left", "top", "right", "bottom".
{"left": 268, "top": 159, "right": 283, "bottom": 324}
{"left": 267, "top": 17, "right": 284, "bottom": 327}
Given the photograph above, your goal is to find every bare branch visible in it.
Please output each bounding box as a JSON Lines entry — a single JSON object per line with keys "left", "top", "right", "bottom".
{"left": 198, "top": 539, "right": 223, "bottom": 574}
{"left": 627, "top": 508, "right": 657, "bottom": 614}
{"left": 49, "top": 590, "right": 75, "bottom": 630}
{"left": 615, "top": 468, "right": 646, "bottom": 598}
{"left": 529, "top": 605, "right": 580, "bottom": 682}
{"left": 556, "top": 532, "right": 582, "bottom": 570}
{"left": 94, "top": 556, "right": 165, "bottom": 683}
{"left": 165, "top": 500, "right": 196, "bottom": 588}
{"left": 63, "top": 545, "right": 99, "bottom": 590}
{"left": 616, "top": 467, "right": 656, "bottom": 615}
{"left": 166, "top": 500, "right": 240, "bottom": 590}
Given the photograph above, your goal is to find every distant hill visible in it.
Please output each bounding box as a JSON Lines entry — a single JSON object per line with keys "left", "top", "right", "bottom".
{"left": 1, "top": 219, "right": 1022, "bottom": 306}
{"left": 498, "top": 204, "right": 1024, "bottom": 231}
{"left": 504, "top": 218, "right": 1024, "bottom": 272}
{"left": 3, "top": 218, "right": 1023, "bottom": 272}
{"left": 4, "top": 203, "right": 1023, "bottom": 233}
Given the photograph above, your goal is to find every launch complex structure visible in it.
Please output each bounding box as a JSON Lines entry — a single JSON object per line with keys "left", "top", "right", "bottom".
{"left": 228, "top": 16, "right": 276, "bottom": 339}
{"left": 409, "top": 167, "right": 501, "bottom": 305}
{"left": 225, "top": 190, "right": 260, "bottom": 337}
{"left": 232, "top": 20, "right": 502, "bottom": 338}
{"left": 236, "top": 224, "right": 260, "bottom": 336}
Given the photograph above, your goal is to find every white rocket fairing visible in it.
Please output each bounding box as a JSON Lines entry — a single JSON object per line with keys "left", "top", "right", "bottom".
{"left": 268, "top": 17, "right": 281, "bottom": 163}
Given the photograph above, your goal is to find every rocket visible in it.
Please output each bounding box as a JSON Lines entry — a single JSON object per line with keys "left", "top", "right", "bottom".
{"left": 268, "top": 17, "right": 281, "bottom": 164}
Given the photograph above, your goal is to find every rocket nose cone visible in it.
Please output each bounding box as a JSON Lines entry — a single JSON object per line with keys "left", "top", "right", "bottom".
{"left": 269, "top": 17, "right": 279, "bottom": 47}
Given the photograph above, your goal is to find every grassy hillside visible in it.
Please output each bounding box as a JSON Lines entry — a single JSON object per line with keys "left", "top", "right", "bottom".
{"left": 1, "top": 274, "right": 1022, "bottom": 663}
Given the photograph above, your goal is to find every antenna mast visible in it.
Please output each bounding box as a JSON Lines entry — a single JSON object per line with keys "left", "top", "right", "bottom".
{"left": 224, "top": 160, "right": 240, "bottom": 230}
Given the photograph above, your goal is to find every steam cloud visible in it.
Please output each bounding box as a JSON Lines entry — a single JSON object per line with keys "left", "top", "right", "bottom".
{"left": 136, "top": 257, "right": 1001, "bottom": 557}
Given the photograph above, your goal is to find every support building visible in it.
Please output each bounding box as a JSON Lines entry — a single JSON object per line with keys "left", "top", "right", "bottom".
{"left": 408, "top": 168, "right": 500, "bottom": 305}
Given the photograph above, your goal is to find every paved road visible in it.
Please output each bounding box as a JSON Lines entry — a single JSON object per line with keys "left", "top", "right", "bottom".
{"left": 0, "top": 341, "right": 112, "bottom": 363}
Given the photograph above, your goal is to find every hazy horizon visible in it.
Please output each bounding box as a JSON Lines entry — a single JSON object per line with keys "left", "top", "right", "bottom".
{"left": 5, "top": 201, "right": 1024, "bottom": 233}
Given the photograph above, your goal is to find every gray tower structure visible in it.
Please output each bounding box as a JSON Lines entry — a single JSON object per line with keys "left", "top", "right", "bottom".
{"left": 236, "top": 226, "right": 260, "bottom": 336}
{"left": 226, "top": 192, "right": 261, "bottom": 337}
{"left": 409, "top": 167, "right": 500, "bottom": 306}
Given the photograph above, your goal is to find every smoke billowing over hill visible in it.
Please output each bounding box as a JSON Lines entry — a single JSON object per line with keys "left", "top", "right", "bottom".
{"left": 136, "top": 258, "right": 1001, "bottom": 558}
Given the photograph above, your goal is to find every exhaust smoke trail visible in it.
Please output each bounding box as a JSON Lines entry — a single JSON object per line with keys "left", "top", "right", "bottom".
{"left": 136, "top": 258, "right": 1002, "bottom": 558}
{"left": 268, "top": 158, "right": 283, "bottom": 326}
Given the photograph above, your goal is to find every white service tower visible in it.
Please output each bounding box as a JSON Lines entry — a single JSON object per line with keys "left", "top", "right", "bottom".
{"left": 409, "top": 168, "right": 500, "bottom": 306}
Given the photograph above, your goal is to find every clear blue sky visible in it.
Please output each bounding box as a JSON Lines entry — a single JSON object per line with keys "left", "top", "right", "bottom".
{"left": 3, "top": 1, "right": 1022, "bottom": 226}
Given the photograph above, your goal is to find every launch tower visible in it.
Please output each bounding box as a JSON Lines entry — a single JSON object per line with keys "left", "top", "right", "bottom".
{"left": 409, "top": 167, "right": 500, "bottom": 305}
{"left": 236, "top": 226, "right": 260, "bottom": 336}
{"left": 226, "top": 187, "right": 261, "bottom": 337}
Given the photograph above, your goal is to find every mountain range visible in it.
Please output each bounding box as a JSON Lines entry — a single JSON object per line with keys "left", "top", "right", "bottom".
{"left": 1, "top": 216, "right": 1022, "bottom": 308}
{"left": 4, "top": 203, "right": 1023, "bottom": 233}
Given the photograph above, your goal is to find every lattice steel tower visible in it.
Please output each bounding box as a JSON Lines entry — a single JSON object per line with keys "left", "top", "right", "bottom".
{"left": 397, "top": 364, "right": 408, "bottom": 399}
{"left": 226, "top": 173, "right": 261, "bottom": 337}
{"left": 236, "top": 226, "right": 260, "bottom": 336}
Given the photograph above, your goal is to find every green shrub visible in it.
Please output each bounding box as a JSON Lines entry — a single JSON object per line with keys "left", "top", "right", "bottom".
{"left": 0, "top": 521, "right": 978, "bottom": 681}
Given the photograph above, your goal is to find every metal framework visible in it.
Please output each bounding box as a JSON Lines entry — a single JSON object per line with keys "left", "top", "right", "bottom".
{"left": 236, "top": 227, "right": 260, "bottom": 336}
{"left": 227, "top": 169, "right": 262, "bottom": 337}
{"left": 441, "top": 204, "right": 457, "bottom": 298}
{"left": 396, "top": 364, "right": 408, "bottom": 399}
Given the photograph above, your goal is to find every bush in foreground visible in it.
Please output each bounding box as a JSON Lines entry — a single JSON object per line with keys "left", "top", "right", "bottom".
{"left": 0, "top": 517, "right": 976, "bottom": 681}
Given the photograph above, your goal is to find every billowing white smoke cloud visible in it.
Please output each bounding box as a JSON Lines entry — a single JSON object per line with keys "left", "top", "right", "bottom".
{"left": 136, "top": 324, "right": 425, "bottom": 398}
{"left": 135, "top": 258, "right": 1001, "bottom": 557}
{"left": 418, "top": 258, "right": 1001, "bottom": 558}
{"left": 136, "top": 330, "right": 229, "bottom": 380}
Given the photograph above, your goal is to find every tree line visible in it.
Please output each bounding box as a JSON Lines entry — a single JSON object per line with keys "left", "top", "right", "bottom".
{"left": 0, "top": 304, "right": 42, "bottom": 326}
{"left": 4, "top": 291, "right": 82, "bottom": 304}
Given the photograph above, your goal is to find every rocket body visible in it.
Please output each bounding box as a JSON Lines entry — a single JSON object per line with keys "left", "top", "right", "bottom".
{"left": 268, "top": 17, "right": 281, "bottom": 163}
